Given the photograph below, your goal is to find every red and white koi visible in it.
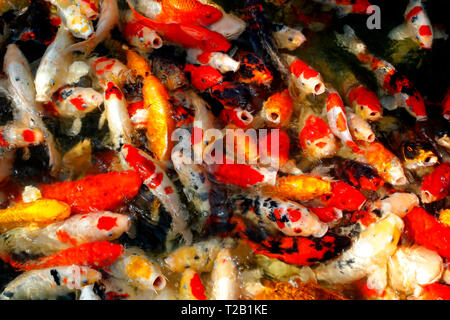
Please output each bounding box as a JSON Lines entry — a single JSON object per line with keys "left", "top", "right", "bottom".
{"left": 210, "top": 248, "right": 240, "bottom": 300}
{"left": 283, "top": 54, "right": 326, "bottom": 96}
{"left": 4, "top": 44, "right": 62, "bottom": 175}
{"left": 53, "top": 86, "right": 104, "bottom": 118}
{"left": 89, "top": 56, "right": 129, "bottom": 87}
{"left": 298, "top": 114, "right": 338, "bottom": 159}
{"left": 64, "top": 0, "right": 119, "bottom": 55}
{"left": 346, "top": 84, "right": 382, "bottom": 122}
{"left": 336, "top": 25, "right": 427, "bottom": 120}
{"left": 420, "top": 162, "right": 450, "bottom": 203}
{"left": 102, "top": 81, "right": 133, "bottom": 150}
{"left": 186, "top": 49, "right": 240, "bottom": 74}
{"left": 326, "top": 90, "right": 359, "bottom": 151}
{"left": 0, "top": 265, "right": 101, "bottom": 300}
{"left": 0, "top": 125, "right": 44, "bottom": 149}
{"left": 122, "top": 11, "right": 163, "bottom": 52}
{"left": 231, "top": 194, "right": 329, "bottom": 238}
{"left": 388, "top": 0, "right": 433, "bottom": 50}
{"left": 273, "top": 24, "right": 306, "bottom": 51}
{"left": 0, "top": 212, "right": 130, "bottom": 257}
{"left": 121, "top": 144, "right": 192, "bottom": 244}
{"left": 35, "top": 26, "right": 74, "bottom": 103}
{"left": 179, "top": 268, "right": 207, "bottom": 300}
{"left": 372, "top": 192, "right": 419, "bottom": 218}
{"left": 48, "top": 0, "right": 94, "bottom": 39}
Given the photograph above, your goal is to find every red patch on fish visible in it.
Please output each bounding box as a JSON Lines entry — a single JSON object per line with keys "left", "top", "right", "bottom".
{"left": 56, "top": 229, "right": 78, "bottom": 246}
{"left": 69, "top": 96, "right": 87, "bottom": 110}
{"left": 105, "top": 82, "right": 123, "bottom": 100}
{"left": 97, "top": 216, "right": 118, "bottom": 231}
{"left": 190, "top": 273, "right": 207, "bottom": 300}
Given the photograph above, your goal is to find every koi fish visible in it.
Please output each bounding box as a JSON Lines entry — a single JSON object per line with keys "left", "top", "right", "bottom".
{"left": 420, "top": 162, "right": 450, "bottom": 203}
{"left": 0, "top": 265, "right": 101, "bottom": 300}
{"left": 0, "top": 212, "right": 130, "bottom": 257}
{"left": 120, "top": 144, "right": 192, "bottom": 244}
{"left": 127, "top": 50, "right": 175, "bottom": 162}
{"left": 260, "top": 90, "right": 293, "bottom": 128}
{"left": 49, "top": 0, "right": 94, "bottom": 39}
{"left": 122, "top": 21, "right": 163, "bottom": 52}
{"left": 404, "top": 207, "right": 450, "bottom": 259}
{"left": 219, "top": 107, "right": 254, "bottom": 129}
{"left": 0, "top": 199, "right": 71, "bottom": 233}
{"left": 331, "top": 159, "right": 385, "bottom": 191}
{"left": 361, "top": 142, "right": 408, "bottom": 186}
{"left": 4, "top": 44, "right": 62, "bottom": 175}
{"left": 346, "top": 85, "right": 382, "bottom": 122}
{"left": 151, "top": 57, "right": 186, "bottom": 92}
{"left": 128, "top": 0, "right": 231, "bottom": 54}
{"left": 314, "top": 214, "right": 403, "bottom": 292}
{"left": 64, "top": 0, "right": 119, "bottom": 55}
{"left": 310, "top": 206, "right": 342, "bottom": 224}
{"left": 231, "top": 194, "right": 329, "bottom": 237}
{"left": 102, "top": 81, "right": 134, "bottom": 150}
{"left": 184, "top": 64, "right": 224, "bottom": 92}
{"left": 8, "top": 241, "right": 123, "bottom": 271}
{"left": 372, "top": 192, "right": 419, "bottom": 218}
{"left": 298, "top": 115, "right": 338, "bottom": 159}
{"left": 267, "top": 175, "right": 332, "bottom": 202}
{"left": 388, "top": 0, "right": 433, "bottom": 50}
{"left": 421, "top": 283, "right": 450, "bottom": 300}
{"left": 89, "top": 56, "right": 129, "bottom": 88}
{"left": 136, "top": 0, "right": 223, "bottom": 27}
{"left": 179, "top": 268, "right": 207, "bottom": 300}
{"left": 324, "top": 181, "right": 366, "bottom": 211}
{"left": 211, "top": 161, "right": 277, "bottom": 189}
{"left": 283, "top": 54, "right": 326, "bottom": 95}
{"left": 272, "top": 24, "right": 306, "bottom": 51}
{"left": 326, "top": 90, "right": 359, "bottom": 151}
{"left": 311, "top": 0, "right": 373, "bottom": 16}
{"left": 232, "top": 216, "right": 350, "bottom": 266}
{"left": 258, "top": 129, "right": 290, "bottom": 168}
{"left": 39, "top": 170, "right": 142, "bottom": 214}
{"left": 0, "top": 125, "right": 45, "bottom": 149}
{"left": 35, "top": 26, "right": 74, "bottom": 103}
{"left": 346, "top": 110, "right": 376, "bottom": 143}
{"left": 164, "top": 238, "right": 221, "bottom": 273}
{"left": 108, "top": 247, "right": 167, "bottom": 292}
{"left": 210, "top": 248, "right": 240, "bottom": 300}
{"left": 76, "top": 0, "right": 99, "bottom": 20}
{"left": 236, "top": 51, "right": 273, "bottom": 87}
{"left": 336, "top": 25, "right": 427, "bottom": 120}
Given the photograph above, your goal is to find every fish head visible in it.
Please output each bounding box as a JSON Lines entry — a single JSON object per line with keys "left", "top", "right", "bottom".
{"left": 195, "top": 5, "right": 223, "bottom": 27}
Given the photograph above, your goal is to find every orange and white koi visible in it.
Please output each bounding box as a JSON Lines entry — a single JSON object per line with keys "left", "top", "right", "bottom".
{"left": 231, "top": 194, "right": 329, "bottom": 237}
{"left": 361, "top": 142, "right": 408, "bottom": 186}
{"left": 314, "top": 214, "right": 403, "bottom": 293}
{"left": 108, "top": 247, "right": 167, "bottom": 292}
{"left": 346, "top": 110, "right": 376, "bottom": 143}
{"left": 388, "top": 0, "right": 433, "bottom": 50}
{"left": 0, "top": 199, "right": 71, "bottom": 233}
{"left": 336, "top": 25, "right": 427, "bottom": 120}
{"left": 201, "top": 2, "right": 246, "bottom": 41}
{"left": 121, "top": 144, "right": 192, "bottom": 244}
{"left": 0, "top": 212, "right": 130, "bottom": 257}
{"left": 35, "top": 26, "right": 74, "bottom": 103}
{"left": 298, "top": 115, "right": 338, "bottom": 159}
{"left": 136, "top": 0, "right": 223, "bottom": 27}
{"left": 283, "top": 54, "right": 326, "bottom": 95}
{"left": 64, "top": 0, "right": 119, "bottom": 55}
{"left": 127, "top": 50, "right": 174, "bottom": 161}
{"left": 0, "top": 125, "right": 44, "bottom": 149}
{"left": 219, "top": 107, "right": 252, "bottom": 129}
{"left": 122, "top": 11, "right": 163, "bottom": 53}
{"left": 346, "top": 84, "right": 382, "bottom": 122}
{"left": 420, "top": 162, "right": 450, "bottom": 203}
{"left": 89, "top": 56, "right": 129, "bottom": 88}
{"left": 179, "top": 268, "right": 207, "bottom": 300}
{"left": 372, "top": 192, "right": 419, "bottom": 218}
{"left": 8, "top": 241, "right": 124, "bottom": 271}
{"left": 0, "top": 265, "right": 101, "bottom": 300}
{"left": 210, "top": 248, "right": 240, "bottom": 300}
{"left": 4, "top": 44, "right": 62, "bottom": 175}
{"left": 260, "top": 90, "right": 293, "bottom": 128}
{"left": 272, "top": 24, "right": 306, "bottom": 51}
{"left": 311, "top": 0, "right": 373, "bottom": 16}
{"left": 48, "top": 0, "right": 94, "bottom": 39}
{"left": 102, "top": 81, "right": 134, "bottom": 150}
{"left": 186, "top": 49, "right": 240, "bottom": 74}
{"left": 326, "top": 90, "right": 359, "bottom": 151}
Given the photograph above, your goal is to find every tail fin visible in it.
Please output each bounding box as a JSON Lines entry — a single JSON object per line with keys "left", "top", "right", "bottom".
{"left": 335, "top": 25, "right": 367, "bottom": 56}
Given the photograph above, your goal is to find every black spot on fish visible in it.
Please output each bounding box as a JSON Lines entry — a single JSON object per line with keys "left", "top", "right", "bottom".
{"left": 2, "top": 291, "right": 14, "bottom": 298}
{"left": 50, "top": 269, "right": 61, "bottom": 286}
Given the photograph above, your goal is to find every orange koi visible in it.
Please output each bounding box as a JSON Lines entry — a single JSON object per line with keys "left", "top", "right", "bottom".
{"left": 155, "top": 0, "right": 223, "bottom": 27}
{"left": 261, "top": 90, "right": 294, "bottom": 128}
